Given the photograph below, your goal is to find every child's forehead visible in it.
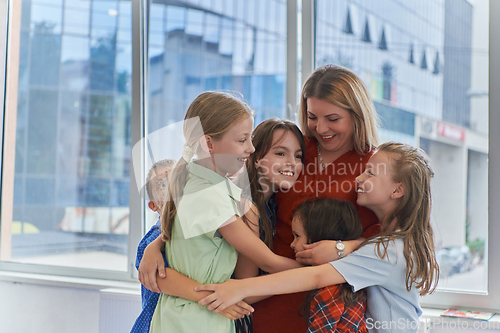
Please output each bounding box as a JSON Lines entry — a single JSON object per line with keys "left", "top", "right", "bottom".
{"left": 150, "top": 167, "right": 169, "bottom": 188}
{"left": 150, "top": 165, "right": 172, "bottom": 177}
{"left": 369, "top": 151, "right": 391, "bottom": 165}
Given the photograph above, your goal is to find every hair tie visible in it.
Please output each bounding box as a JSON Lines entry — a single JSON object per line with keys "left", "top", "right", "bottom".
{"left": 182, "top": 144, "right": 195, "bottom": 163}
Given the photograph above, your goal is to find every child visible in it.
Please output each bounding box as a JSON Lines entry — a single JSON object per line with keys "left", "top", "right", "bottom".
{"left": 148, "top": 92, "right": 301, "bottom": 333}
{"left": 196, "top": 142, "right": 440, "bottom": 333}
{"left": 139, "top": 118, "right": 306, "bottom": 287}
{"left": 131, "top": 159, "right": 175, "bottom": 333}
{"left": 137, "top": 117, "right": 305, "bottom": 333}
{"left": 290, "top": 198, "right": 367, "bottom": 333}
{"left": 235, "top": 117, "right": 305, "bottom": 276}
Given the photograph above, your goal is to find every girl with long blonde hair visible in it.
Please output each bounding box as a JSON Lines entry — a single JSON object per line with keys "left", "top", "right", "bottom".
{"left": 147, "top": 92, "right": 301, "bottom": 333}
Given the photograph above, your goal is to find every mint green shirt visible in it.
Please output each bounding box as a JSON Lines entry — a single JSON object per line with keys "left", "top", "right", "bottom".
{"left": 149, "top": 162, "right": 241, "bottom": 333}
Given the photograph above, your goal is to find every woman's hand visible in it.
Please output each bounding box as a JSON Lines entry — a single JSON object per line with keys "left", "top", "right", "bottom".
{"left": 295, "top": 239, "right": 363, "bottom": 265}
{"left": 218, "top": 301, "right": 254, "bottom": 320}
{"left": 196, "top": 279, "right": 249, "bottom": 313}
{"left": 138, "top": 237, "right": 166, "bottom": 292}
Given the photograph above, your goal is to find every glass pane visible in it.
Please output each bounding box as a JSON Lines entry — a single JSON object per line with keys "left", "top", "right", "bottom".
{"left": 0, "top": 0, "right": 7, "bottom": 191}
{"left": 144, "top": 0, "right": 287, "bottom": 228}
{"left": 2, "top": 0, "right": 133, "bottom": 272}
{"left": 63, "top": 0, "right": 90, "bottom": 36}
{"left": 315, "top": 0, "right": 489, "bottom": 293}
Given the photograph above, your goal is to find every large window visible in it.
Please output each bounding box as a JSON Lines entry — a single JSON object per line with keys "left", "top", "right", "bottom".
{"left": 0, "top": 0, "right": 498, "bottom": 312}
{"left": 313, "top": 0, "right": 493, "bottom": 308}
{"left": 1, "top": 0, "right": 132, "bottom": 273}
{"left": 143, "top": 0, "right": 287, "bottom": 229}
{"left": 315, "top": 0, "right": 489, "bottom": 293}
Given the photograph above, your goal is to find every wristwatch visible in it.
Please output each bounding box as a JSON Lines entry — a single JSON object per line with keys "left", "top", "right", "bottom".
{"left": 336, "top": 240, "right": 345, "bottom": 259}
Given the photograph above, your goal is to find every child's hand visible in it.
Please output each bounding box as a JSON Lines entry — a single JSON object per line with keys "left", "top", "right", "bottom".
{"left": 139, "top": 237, "right": 166, "bottom": 292}
{"left": 295, "top": 240, "right": 337, "bottom": 265}
{"left": 195, "top": 279, "right": 249, "bottom": 313}
{"left": 295, "top": 239, "right": 362, "bottom": 265}
{"left": 218, "top": 301, "right": 254, "bottom": 320}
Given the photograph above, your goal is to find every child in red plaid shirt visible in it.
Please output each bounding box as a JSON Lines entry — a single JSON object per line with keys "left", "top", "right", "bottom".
{"left": 290, "top": 198, "right": 367, "bottom": 333}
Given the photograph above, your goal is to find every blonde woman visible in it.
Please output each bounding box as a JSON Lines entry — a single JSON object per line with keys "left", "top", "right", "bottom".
{"left": 253, "top": 65, "right": 381, "bottom": 333}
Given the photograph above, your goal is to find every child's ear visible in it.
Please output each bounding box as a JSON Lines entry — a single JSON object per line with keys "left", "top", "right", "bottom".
{"left": 199, "top": 135, "right": 212, "bottom": 153}
{"left": 392, "top": 183, "right": 404, "bottom": 199}
{"left": 148, "top": 201, "right": 157, "bottom": 212}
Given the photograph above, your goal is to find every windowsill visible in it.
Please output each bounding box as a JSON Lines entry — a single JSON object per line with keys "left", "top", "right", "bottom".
{"left": 0, "top": 270, "right": 141, "bottom": 295}
{"left": 420, "top": 308, "right": 500, "bottom": 331}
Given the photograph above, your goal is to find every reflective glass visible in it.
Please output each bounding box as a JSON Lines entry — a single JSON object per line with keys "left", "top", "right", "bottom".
{"left": 145, "top": 0, "right": 287, "bottom": 230}
{"left": 63, "top": 0, "right": 90, "bottom": 35}
{"left": 0, "top": 0, "right": 7, "bottom": 181}
{"left": 3, "top": 0, "right": 133, "bottom": 271}
{"left": 117, "top": 1, "right": 132, "bottom": 43}
{"left": 31, "top": 1, "right": 63, "bottom": 34}
{"left": 61, "top": 36, "right": 90, "bottom": 90}
{"left": 315, "top": 0, "right": 489, "bottom": 293}
{"left": 91, "top": 0, "right": 118, "bottom": 39}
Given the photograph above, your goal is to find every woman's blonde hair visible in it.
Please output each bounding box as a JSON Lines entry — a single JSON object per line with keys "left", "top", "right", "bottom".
{"left": 299, "top": 65, "right": 379, "bottom": 155}
{"left": 364, "top": 142, "right": 439, "bottom": 296}
{"left": 161, "top": 91, "right": 254, "bottom": 241}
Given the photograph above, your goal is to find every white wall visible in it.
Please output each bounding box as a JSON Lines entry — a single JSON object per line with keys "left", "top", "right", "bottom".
{"left": 428, "top": 141, "right": 468, "bottom": 248}
{"left": 0, "top": 279, "right": 142, "bottom": 333}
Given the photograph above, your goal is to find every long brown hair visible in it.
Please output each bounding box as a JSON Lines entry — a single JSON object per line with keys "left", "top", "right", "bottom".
{"left": 299, "top": 64, "right": 379, "bottom": 155}
{"left": 247, "top": 118, "right": 305, "bottom": 248}
{"left": 161, "top": 91, "right": 254, "bottom": 241}
{"left": 294, "top": 198, "right": 366, "bottom": 320}
{"left": 362, "top": 142, "right": 439, "bottom": 295}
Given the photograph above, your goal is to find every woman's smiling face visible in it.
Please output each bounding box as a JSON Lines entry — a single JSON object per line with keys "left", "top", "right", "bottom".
{"left": 256, "top": 129, "right": 303, "bottom": 192}
{"left": 306, "top": 96, "right": 354, "bottom": 154}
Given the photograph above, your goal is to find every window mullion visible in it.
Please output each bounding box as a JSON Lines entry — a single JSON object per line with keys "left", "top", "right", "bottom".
{"left": 128, "top": 0, "right": 148, "bottom": 279}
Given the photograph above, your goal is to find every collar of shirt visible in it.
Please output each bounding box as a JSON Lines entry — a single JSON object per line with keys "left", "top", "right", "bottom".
{"left": 188, "top": 162, "right": 243, "bottom": 201}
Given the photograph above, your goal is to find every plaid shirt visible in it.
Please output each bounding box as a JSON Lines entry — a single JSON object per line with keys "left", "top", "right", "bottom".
{"left": 307, "top": 285, "right": 367, "bottom": 333}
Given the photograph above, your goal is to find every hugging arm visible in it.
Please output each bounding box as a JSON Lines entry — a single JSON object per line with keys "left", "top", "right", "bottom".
{"left": 157, "top": 268, "right": 253, "bottom": 320}
{"left": 218, "top": 216, "right": 302, "bottom": 274}
{"left": 139, "top": 236, "right": 167, "bottom": 293}
{"left": 233, "top": 204, "right": 260, "bottom": 280}
{"left": 295, "top": 238, "right": 364, "bottom": 266}
{"left": 197, "top": 263, "right": 346, "bottom": 312}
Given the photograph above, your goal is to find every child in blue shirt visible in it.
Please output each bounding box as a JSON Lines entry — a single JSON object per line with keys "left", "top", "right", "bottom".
{"left": 131, "top": 159, "right": 174, "bottom": 333}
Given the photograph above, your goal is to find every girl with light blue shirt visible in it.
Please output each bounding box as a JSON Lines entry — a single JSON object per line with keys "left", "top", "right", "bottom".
{"left": 196, "top": 142, "right": 440, "bottom": 333}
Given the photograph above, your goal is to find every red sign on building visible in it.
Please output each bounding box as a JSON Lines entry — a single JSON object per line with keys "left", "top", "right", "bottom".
{"left": 437, "top": 122, "right": 465, "bottom": 141}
